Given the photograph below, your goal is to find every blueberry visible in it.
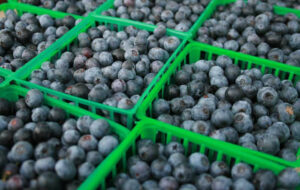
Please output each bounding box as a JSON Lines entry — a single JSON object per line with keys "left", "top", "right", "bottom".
{"left": 25, "top": 89, "right": 43, "bottom": 108}
{"left": 266, "top": 122, "right": 290, "bottom": 143}
{"left": 114, "top": 173, "right": 130, "bottom": 189}
{"left": 38, "top": 15, "right": 54, "bottom": 28}
{"left": 88, "top": 85, "right": 110, "bottom": 103}
{"left": 256, "top": 116, "right": 272, "bottom": 129}
{"left": 31, "top": 106, "right": 49, "bottom": 122}
{"left": 76, "top": 115, "right": 93, "bottom": 134}
{"left": 138, "top": 140, "right": 159, "bottom": 162}
{"left": 150, "top": 158, "right": 172, "bottom": 179}
{"left": 20, "top": 160, "right": 36, "bottom": 179}
{"left": 279, "top": 148, "right": 297, "bottom": 161}
{"left": 257, "top": 87, "right": 278, "bottom": 107}
{"left": 62, "top": 129, "right": 80, "bottom": 145}
{"left": 34, "top": 142, "right": 55, "bottom": 159}
{"left": 37, "top": 172, "right": 62, "bottom": 190}
{"left": 128, "top": 160, "right": 150, "bottom": 182}
{"left": 0, "top": 130, "right": 14, "bottom": 147}
{"left": 278, "top": 168, "right": 300, "bottom": 188}
{"left": 14, "top": 128, "right": 33, "bottom": 143}
{"left": 6, "top": 175, "right": 27, "bottom": 190}
{"left": 62, "top": 119, "right": 77, "bottom": 131}
{"left": 276, "top": 103, "right": 295, "bottom": 124}
{"left": 16, "top": 108, "right": 31, "bottom": 123}
{"left": 0, "top": 30, "right": 14, "bottom": 49}
{"left": 188, "top": 153, "right": 209, "bottom": 174}
{"left": 289, "top": 33, "right": 300, "bottom": 49}
{"left": 166, "top": 152, "right": 186, "bottom": 168}
{"left": 253, "top": 170, "right": 276, "bottom": 190}
{"left": 159, "top": 176, "right": 178, "bottom": 190}
{"left": 233, "top": 112, "right": 253, "bottom": 133}
{"left": 231, "top": 163, "right": 252, "bottom": 180}
{"left": 267, "top": 48, "right": 284, "bottom": 62}
{"left": 257, "top": 133, "right": 280, "bottom": 155}
{"left": 224, "top": 65, "right": 240, "bottom": 83}
{"left": 86, "top": 151, "right": 103, "bottom": 166}
{"left": 153, "top": 99, "right": 170, "bottom": 117}
{"left": 164, "top": 36, "right": 180, "bottom": 52}
{"left": 225, "top": 85, "right": 244, "bottom": 103}
{"left": 187, "top": 80, "right": 205, "bottom": 98}
{"left": 33, "top": 122, "right": 52, "bottom": 142}
{"left": 91, "top": 38, "right": 108, "bottom": 52}
{"left": 8, "top": 118, "right": 24, "bottom": 132}
{"left": 34, "top": 157, "right": 55, "bottom": 174}
{"left": 219, "top": 127, "right": 239, "bottom": 143}
{"left": 78, "top": 162, "right": 95, "bottom": 181}
{"left": 55, "top": 159, "right": 76, "bottom": 181}
{"left": 78, "top": 135, "right": 98, "bottom": 151}
{"left": 211, "top": 176, "right": 232, "bottom": 190}
{"left": 210, "top": 161, "right": 229, "bottom": 177}
{"left": 98, "top": 135, "right": 119, "bottom": 156}
{"left": 210, "top": 130, "right": 227, "bottom": 141}
{"left": 117, "top": 98, "right": 134, "bottom": 109}
{"left": 211, "top": 108, "right": 233, "bottom": 128}
{"left": 257, "top": 42, "right": 270, "bottom": 56}
{"left": 89, "top": 119, "right": 110, "bottom": 139}
{"left": 164, "top": 141, "right": 185, "bottom": 157}
{"left": 233, "top": 178, "right": 254, "bottom": 190}
{"left": 9, "top": 141, "right": 33, "bottom": 162}
{"left": 192, "top": 120, "right": 211, "bottom": 136}
{"left": 122, "top": 179, "right": 142, "bottom": 190}
{"left": 67, "top": 145, "right": 85, "bottom": 165}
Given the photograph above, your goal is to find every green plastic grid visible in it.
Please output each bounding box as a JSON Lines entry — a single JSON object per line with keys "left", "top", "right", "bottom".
{"left": 0, "top": 84, "right": 130, "bottom": 189}
{"left": 79, "top": 118, "right": 295, "bottom": 190}
{"left": 0, "top": 2, "right": 83, "bottom": 84}
{"left": 92, "top": 0, "right": 215, "bottom": 37}
{"left": 137, "top": 41, "right": 300, "bottom": 168}
{"left": 12, "top": 15, "right": 188, "bottom": 129}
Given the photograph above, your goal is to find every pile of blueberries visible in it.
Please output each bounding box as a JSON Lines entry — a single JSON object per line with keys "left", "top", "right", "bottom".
{"left": 102, "top": 0, "right": 210, "bottom": 32}
{"left": 107, "top": 140, "right": 300, "bottom": 190}
{"left": 0, "top": 10, "right": 77, "bottom": 71}
{"left": 196, "top": 0, "right": 300, "bottom": 67}
{"left": 28, "top": 25, "right": 180, "bottom": 117}
{"left": 0, "top": 89, "right": 119, "bottom": 189}
{"left": 261, "top": 0, "right": 300, "bottom": 9}
{"left": 21, "top": 0, "right": 105, "bottom": 16}
{"left": 152, "top": 55, "right": 300, "bottom": 161}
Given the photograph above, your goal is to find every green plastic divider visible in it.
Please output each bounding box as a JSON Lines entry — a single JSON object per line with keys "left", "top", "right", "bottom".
{"left": 12, "top": 15, "right": 189, "bottom": 129}
{"left": 0, "top": 67, "right": 13, "bottom": 88}
{"left": 79, "top": 118, "right": 294, "bottom": 190}
{"left": 0, "top": 85, "right": 130, "bottom": 189}
{"left": 0, "top": 2, "right": 83, "bottom": 87}
{"left": 137, "top": 41, "right": 300, "bottom": 168}
{"left": 93, "top": 0, "right": 217, "bottom": 37}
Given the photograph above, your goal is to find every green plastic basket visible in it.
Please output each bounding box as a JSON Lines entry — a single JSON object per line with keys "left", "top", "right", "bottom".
{"left": 137, "top": 41, "right": 300, "bottom": 168}
{"left": 191, "top": 0, "right": 300, "bottom": 49}
{"left": 79, "top": 118, "right": 296, "bottom": 190}
{"left": 0, "top": 84, "right": 130, "bottom": 188}
{"left": 12, "top": 15, "right": 188, "bottom": 129}
{"left": 0, "top": 2, "right": 83, "bottom": 81}
{"left": 93, "top": 0, "right": 215, "bottom": 37}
